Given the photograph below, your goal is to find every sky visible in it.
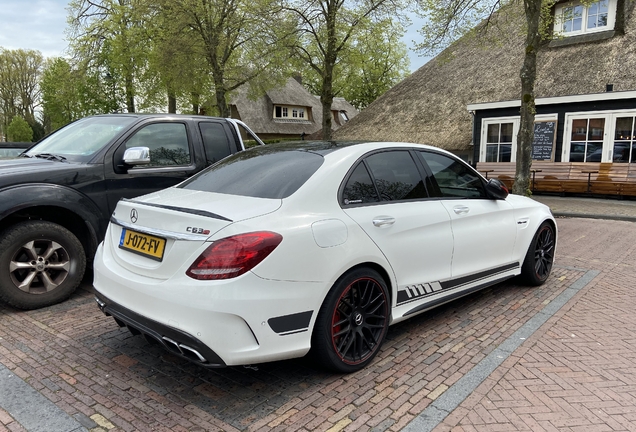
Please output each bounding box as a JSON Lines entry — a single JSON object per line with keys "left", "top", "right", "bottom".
{"left": 0, "top": 0, "right": 431, "bottom": 72}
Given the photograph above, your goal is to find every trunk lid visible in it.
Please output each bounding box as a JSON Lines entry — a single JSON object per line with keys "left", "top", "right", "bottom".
{"left": 107, "top": 188, "right": 282, "bottom": 279}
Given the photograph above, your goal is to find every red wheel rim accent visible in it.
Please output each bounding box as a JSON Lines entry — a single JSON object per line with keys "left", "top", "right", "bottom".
{"left": 330, "top": 277, "right": 388, "bottom": 365}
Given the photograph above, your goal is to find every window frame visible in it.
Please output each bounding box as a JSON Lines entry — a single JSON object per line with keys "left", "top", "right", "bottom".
{"left": 562, "top": 109, "right": 636, "bottom": 163}
{"left": 479, "top": 117, "right": 519, "bottom": 163}
{"left": 554, "top": 0, "right": 617, "bottom": 37}
{"left": 418, "top": 150, "right": 488, "bottom": 199}
{"left": 339, "top": 148, "right": 434, "bottom": 208}
{"left": 273, "top": 105, "right": 307, "bottom": 120}
{"left": 119, "top": 121, "right": 194, "bottom": 171}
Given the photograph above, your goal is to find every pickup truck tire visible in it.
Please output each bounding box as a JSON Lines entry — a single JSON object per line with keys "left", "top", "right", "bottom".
{"left": 0, "top": 221, "right": 86, "bottom": 310}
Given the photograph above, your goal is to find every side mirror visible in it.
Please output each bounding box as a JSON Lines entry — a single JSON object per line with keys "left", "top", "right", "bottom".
{"left": 123, "top": 146, "right": 150, "bottom": 166}
{"left": 485, "top": 178, "right": 509, "bottom": 200}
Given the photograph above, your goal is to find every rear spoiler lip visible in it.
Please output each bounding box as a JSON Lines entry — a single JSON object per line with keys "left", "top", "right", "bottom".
{"left": 120, "top": 198, "right": 232, "bottom": 222}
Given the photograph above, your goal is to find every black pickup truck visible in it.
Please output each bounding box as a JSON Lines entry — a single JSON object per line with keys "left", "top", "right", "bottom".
{"left": 0, "top": 113, "right": 264, "bottom": 310}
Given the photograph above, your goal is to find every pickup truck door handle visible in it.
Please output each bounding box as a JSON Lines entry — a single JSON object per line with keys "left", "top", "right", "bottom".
{"left": 372, "top": 216, "right": 395, "bottom": 227}
{"left": 453, "top": 206, "right": 470, "bottom": 215}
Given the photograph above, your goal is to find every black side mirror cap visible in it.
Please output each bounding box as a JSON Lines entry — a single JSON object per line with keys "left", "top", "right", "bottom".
{"left": 485, "top": 178, "right": 509, "bottom": 200}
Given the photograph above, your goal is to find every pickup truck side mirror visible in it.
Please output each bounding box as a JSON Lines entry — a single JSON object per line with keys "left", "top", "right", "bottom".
{"left": 123, "top": 147, "right": 151, "bottom": 166}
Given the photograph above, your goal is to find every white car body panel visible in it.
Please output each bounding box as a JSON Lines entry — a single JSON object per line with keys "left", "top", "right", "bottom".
{"left": 343, "top": 200, "right": 453, "bottom": 294}
{"left": 440, "top": 198, "right": 517, "bottom": 277}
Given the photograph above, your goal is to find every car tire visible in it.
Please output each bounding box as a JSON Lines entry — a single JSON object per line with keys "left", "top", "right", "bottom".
{"left": 0, "top": 221, "right": 86, "bottom": 310}
{"left": 519, "top": 221, "right": 555, "bottom": 286}
{"left": 311, "top": 267, "right": 390, "bottom": 373}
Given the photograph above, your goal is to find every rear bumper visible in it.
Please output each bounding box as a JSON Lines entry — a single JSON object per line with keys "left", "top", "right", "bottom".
{"left": 94, "top": 293, "right": 226, "bottom": 367}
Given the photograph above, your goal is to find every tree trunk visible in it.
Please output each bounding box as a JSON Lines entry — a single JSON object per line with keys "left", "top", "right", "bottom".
{"left": 513, "top": 0, "right": 542, "bottom": 195}
{"left": 192, "top": 92, "right": 200, "bottom": 115}
{"left": 125, "top": 72, "right": 135, "bottom": 113}
{"left": 168, "top": 85, "right": 176, "bottom": 113}
{"left": 215, "top": 83, "right": 229, "bottom": 118}
{"left": 321, "top": 75, "right": 334, "bottom": 140}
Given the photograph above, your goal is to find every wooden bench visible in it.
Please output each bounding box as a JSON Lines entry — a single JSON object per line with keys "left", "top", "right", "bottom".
{"left": 587, "top": 163, "right": 626, "bottom": 195}
{"left": 568, "top": 163, "right": 601, "bottom": 194}
{"left": 475, "top": 161, "right": 636, "bottom": 197}
{"left": 476, "top": 162, "right": 515, "bottom": 189}
{"left": 622, "top": 165, "right": 636, "bottom": 196}
{"left": 529, "top": 161, "right": 571, "bottom": 194}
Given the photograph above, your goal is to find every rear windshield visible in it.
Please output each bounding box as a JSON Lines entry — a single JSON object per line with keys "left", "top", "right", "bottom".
{"left": 179, "top": 147, "right": 324, "bottom": 199}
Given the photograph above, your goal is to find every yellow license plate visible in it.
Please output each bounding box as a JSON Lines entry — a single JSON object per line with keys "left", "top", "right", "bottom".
{"left": 119, "top": 229, "right": 166, "bottom": 261}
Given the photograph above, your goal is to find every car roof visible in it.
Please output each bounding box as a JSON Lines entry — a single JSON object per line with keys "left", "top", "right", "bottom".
{"left": 238, "top": 140, "right": 446, "bottom": 157}
{"left": 90, "top": 113, "right": 228, "bottom": 121}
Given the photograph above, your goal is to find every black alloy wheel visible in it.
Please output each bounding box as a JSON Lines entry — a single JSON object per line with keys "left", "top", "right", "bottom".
{"left": 520, "top": 222, "right": 555, "bottom": 286}
{"left": 312, "top": 268, "right": 390, "bottom": 373}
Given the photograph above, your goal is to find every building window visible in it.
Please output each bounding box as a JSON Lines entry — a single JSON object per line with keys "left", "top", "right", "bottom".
{"left": 555, "top": 0, "right": 617, "bottom": 36}
{"left": 485, "top": 122, "right": 514, "bottom": 162}
{"left": 568, "top": 118, "right": 605, "bottom": 162}
{"left": 613, "top": 116, "right": 636, "bottom": 163}
{"left": 274, "top": 105, "right": 306, "bottom": 119}
{"left": 562, "top": 112, "right": 636, "bottom": 163}
{"left": 340, "top": 111, "right": 349, "bottom": 122}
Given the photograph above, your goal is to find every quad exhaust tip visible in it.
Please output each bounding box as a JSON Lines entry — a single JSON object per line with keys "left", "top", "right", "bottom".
{"left": 94, "top": 295, "right": 214, "bottom": 365}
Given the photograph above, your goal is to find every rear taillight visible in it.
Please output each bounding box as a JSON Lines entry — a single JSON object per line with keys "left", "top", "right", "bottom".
{"left": 186, "top": 231, "right": 282, "bottom": 280}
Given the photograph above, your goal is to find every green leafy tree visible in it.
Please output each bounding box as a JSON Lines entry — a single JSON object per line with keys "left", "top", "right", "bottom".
{"left": 7, "top": 115, "right": 33, "bottom": 142}
{"left": 68, "top": 0, "right": 154, "bottom": 113}
{"left": 157, "top": 0, "right": 293, "bottom": 117}
{"left": 416, "top": 0, "right": 554, "bottom": 195}
{"left": 0, "top": 48, "right": 44, "bottom": 140}
{"left": 295, "top": 18, "right": 410, "bottom": 110}
{"left": 142, "top": 2, "right": 214, "bottom": 114}
{"left": 283, "top": 0, "right": 408, "bottom": 139}
{"left": 40, "top": 57, "right": 114, "bottom": 133}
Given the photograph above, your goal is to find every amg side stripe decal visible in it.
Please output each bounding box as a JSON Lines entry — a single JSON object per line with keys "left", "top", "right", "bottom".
{"left": 440, "top": 262, "right": 519, "bottom": 290}
{"left": 403, "top": 282, "right": 443, "bottom": 300}
{"left": 396, "top": 262, "right": 519, "bottom": 306}
{"left": 403, "top": 275, "right": 515, "bottom": 317}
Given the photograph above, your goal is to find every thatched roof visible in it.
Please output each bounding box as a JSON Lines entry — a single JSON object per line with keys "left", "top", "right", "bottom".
{"left": 334, "top": 0, "right": 636, "bottom": 151}
{"left": 230, "top": 78, "right": 358, "bottom": 137}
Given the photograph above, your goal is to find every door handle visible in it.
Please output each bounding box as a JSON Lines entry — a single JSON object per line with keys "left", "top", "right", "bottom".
{"left": 453, "top": 206, "right": 470, "bottom": 215}
{"left": 372, "top": 216, "right": 395, "bottom": 227}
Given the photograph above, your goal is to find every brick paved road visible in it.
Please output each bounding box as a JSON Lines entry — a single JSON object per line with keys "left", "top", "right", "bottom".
{"left": 431, "top": 217, "right": 636, "bottom": 432}
{"left": 0, "top": 217, "right": 634, "bottom": 432}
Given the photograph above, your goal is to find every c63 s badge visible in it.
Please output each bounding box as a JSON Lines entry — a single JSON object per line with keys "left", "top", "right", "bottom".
{"left": 187, "top": 227, "right": 210, "bottom": 235}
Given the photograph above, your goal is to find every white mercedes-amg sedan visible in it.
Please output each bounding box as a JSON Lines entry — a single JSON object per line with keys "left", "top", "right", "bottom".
{"left": 93, "top": 141, "right": 556, "bottom": 373}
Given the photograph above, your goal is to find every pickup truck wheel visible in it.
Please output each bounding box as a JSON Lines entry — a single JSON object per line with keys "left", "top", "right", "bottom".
{"left": 0, "top": 221, "right": 86, "bottom": 310}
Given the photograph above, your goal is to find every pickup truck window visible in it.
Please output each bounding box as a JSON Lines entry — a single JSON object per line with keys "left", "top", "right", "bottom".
{"left": 199, "top": 122, "right": 232, "bottom": 164}
{"left": 126, "top": 123, "right": 191, "bottom": 167}
{"left": 25, "top": 116, "right": 137, "bottom": 161}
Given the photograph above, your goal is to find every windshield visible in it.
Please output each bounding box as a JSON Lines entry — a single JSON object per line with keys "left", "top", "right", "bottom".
{"left": 179, "top": 146, "right": 324, "bottom": 199}
{"left": 25, "top": 116, "right": 138, "bottom": 161}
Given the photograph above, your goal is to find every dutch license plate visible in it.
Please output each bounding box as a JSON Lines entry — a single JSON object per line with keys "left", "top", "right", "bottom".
{"left": 119, "top": 228, "right": 166, "bottom": 261}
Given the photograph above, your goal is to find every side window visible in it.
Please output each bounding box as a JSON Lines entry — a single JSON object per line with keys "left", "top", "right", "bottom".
{"left": 126, "top": 123, "right": 190, "bottom": 167}
{"left": 365, "top": 151, "right": 428, "bottom": 201}
{"left": 199, "top": 122, "right": 233, "bottom": 164}
{"left": 342, "top": 163, "right": 379, "bottom": 204}
{"left": 419, "top": 151, "right": 486, "bottom": 198}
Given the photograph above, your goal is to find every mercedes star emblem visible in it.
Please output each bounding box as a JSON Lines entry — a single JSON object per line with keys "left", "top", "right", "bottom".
{"left": 130, "top": 208, "right": 138, "bottom": 223}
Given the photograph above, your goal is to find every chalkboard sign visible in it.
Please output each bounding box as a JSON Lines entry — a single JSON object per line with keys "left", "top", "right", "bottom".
{"left": 531, "top": 121, "right": 556, "bottom": 161}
